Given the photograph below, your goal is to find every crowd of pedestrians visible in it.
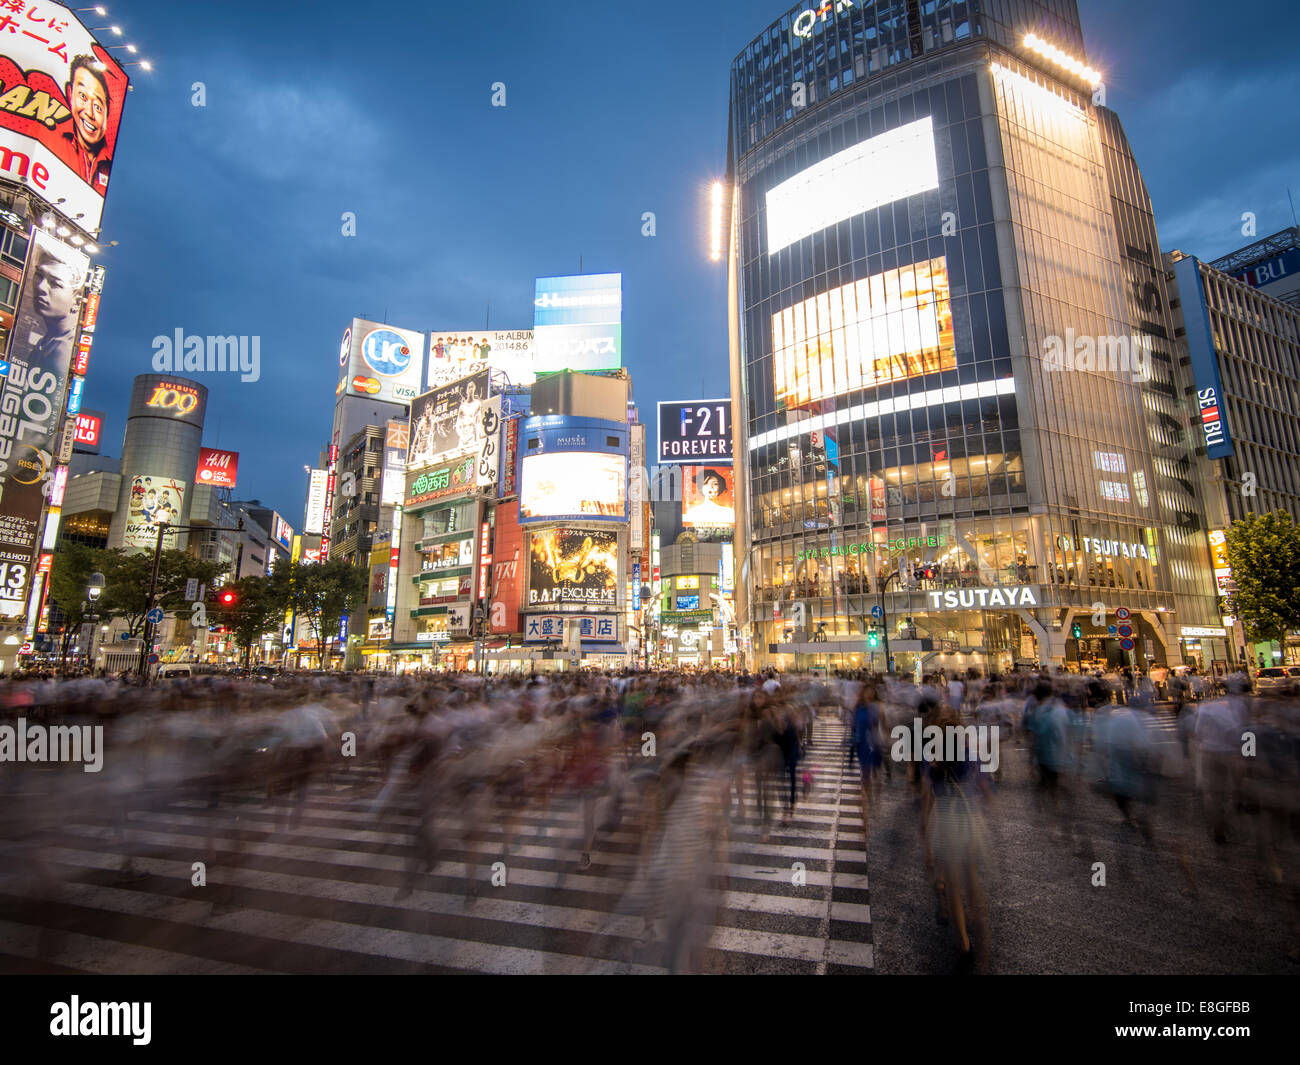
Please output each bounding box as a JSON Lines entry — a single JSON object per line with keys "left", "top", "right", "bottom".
{"left": 0, "top": 662, "right": 1296, "bottom": 973}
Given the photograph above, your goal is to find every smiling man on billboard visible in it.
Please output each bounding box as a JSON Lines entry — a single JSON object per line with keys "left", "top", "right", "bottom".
{"left": 62, "top": 54, "right": 113, "bottom": 191}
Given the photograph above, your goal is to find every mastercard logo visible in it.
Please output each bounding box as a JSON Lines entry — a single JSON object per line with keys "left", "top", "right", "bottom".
{"left": 352, "top": 376, "right": 381, "bottom": 395}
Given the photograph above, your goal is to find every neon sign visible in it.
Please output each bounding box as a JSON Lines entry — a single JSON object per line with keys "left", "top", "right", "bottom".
{"left": 792, "top": 0, "right": 855, "bottom": 40}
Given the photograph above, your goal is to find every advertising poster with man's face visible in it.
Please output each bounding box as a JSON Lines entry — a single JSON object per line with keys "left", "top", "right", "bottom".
{"left": 0, "top": 2, "right": 130, "bottom": 233}
{"left": 528, "top": 527, "right": 618, "bottom": 606}
{"left": 0, "top": 228, "right": 88, "bottom": 615}
{"left": 682, "top": 466, "right": 735, "bottom": 528}
{"left": 407, "top": 370, "right": 489, "bottom": 471}
{"left": 123, "top": 474, "right": 185, "bottom": 548}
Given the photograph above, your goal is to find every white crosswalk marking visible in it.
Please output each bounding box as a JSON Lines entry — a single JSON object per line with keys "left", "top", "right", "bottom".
{"left": 0, "top": 716, "right": 872, "bottom": 975}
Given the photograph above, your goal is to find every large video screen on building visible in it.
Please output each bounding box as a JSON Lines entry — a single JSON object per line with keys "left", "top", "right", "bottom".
{"left": 0, "top": 3, "right": 130, "bottom": 234}
{"left": 759, "top": 116, "right": 935, "bottom": 256}
{"left": 519, "top": 452, "right": 626, "bottom": 521}
{"left": 407, "top": 369, "right": 489, "bottom": 471}
{"left": 528, "top": 527, "right": 618, "bottom": 606}
{"left": 533, "top": 273, "right": 622, "bottom": 371}
{"left": 682, "top": 466, "right": 735, "bottom": 528}
{"left": 772, "top": 256, "right": 955, "bottom": 407}
{"left": 765, "top": 116, "right": 938, "bottom": 254}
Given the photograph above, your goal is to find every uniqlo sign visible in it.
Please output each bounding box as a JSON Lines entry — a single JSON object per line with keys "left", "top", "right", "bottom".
{"left": 73, "top": 412, "right": 102, "bottom": 448}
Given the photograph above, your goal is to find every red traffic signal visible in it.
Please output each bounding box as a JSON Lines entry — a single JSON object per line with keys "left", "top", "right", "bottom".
{"left": 219, "top": 589, "right": 237, "bottom": 606}
{"left": 923, "top": 566, "right": 936, "bottom": 580}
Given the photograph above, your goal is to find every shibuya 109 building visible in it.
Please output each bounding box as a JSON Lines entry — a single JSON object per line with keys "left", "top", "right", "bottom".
{"left": 724, "top": 0, "right": 1227, "bottom": 672}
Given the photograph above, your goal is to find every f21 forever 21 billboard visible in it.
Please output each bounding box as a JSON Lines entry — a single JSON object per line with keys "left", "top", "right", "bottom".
{"left": 0, "top": 228, "right": 89, "bottom": 615}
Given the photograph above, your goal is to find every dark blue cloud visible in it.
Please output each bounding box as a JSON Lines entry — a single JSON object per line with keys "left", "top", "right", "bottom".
{"left": 80, "top": 0, "right": 1298, "bottom": 524}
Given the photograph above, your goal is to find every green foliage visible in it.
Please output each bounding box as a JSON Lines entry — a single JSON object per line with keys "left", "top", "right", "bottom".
{"left": 1224, "top": 510, "right": 1300, "bottom": 647}
{"left": 47, "top": 543, "right": 102, "bottom": 669}
{"left": 97, "top": 548, "right": 223, "bottom": 636}
{"left": 215, "top": 572, "right": 293, "bottom": 665}
{"left": 281, "top": 558, "right": 367, "bottom": 668}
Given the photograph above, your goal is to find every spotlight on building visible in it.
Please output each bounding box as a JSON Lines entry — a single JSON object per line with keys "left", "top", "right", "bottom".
{"left": 709, "top": 180, "right": 726, "bottom": 262}
{"left": 1023, "top": 32, "right": 1101, "bottom": 87}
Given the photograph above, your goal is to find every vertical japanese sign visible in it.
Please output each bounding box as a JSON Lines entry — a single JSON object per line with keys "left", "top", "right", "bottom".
{"left": 476, "top": 395, "right": 502, "bottom": 489}
{"left": 0, "top": 228, "right": 88, "bottom": 615}
{"left": 629, "top": 424, "right": 644, "bottom": 550}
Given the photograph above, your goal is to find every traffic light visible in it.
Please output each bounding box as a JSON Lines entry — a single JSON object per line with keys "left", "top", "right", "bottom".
{"left": 1071, "top": 623, "right": 1083, "bottom": 639}
{"left": 219, "top": 589, "right": 237, "bottom": 607}
{"left": 867, "top": 625, "right": 879, "bottom": 649}
{"left": 922, "top": 565, "right": 936, "bottom": 580}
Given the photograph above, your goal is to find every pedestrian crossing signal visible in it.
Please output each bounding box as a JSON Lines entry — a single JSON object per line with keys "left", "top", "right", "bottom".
{"left": 867, "top": 628, "right": 879, "bottom": 648}
{"left": 1071, "top": 623, "right": 1082, "bottom": 639}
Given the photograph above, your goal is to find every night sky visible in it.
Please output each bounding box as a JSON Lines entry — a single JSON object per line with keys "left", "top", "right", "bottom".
{"left": 82, "top": 0, "right": 1300, "bottom": 527}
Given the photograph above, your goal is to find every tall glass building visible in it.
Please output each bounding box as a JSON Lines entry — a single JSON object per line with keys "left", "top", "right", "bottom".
{"left": 726, "top": 0, "right": 1225, "bottom": 671}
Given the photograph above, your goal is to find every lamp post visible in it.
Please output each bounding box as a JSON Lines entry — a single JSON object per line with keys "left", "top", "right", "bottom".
{"left": 85, "top": 570, "right": 105, "bottom": 671}
{"left": 876, "top": 568, "right": 906, "bottom": 674}
{"left": 136, "top": 518, "right": 242, "bottom": 682}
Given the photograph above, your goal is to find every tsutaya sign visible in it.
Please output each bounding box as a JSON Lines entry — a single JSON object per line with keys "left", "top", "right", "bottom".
{"left": 927, "top": 586, "right": 1040, "bottom": 610}
{"left": 792, "top": 0, "right": 855, "bottom": 39}
{"left": 1080, "top": 536, "right": 1151, "bottom": 559}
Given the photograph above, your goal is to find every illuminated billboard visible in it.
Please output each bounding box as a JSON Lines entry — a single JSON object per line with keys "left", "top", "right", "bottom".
{"left": 529, "top": 527, "right": 619, "bottom": 607}
{"left": 304, "top": 468, "right": 328, "bottom": 535}
{"left": 0, "top": 3, "right": 130, "bottom": 233}
{"left": 1173, "top": 256, "right": 1234, "bottom": 460}
{"left": 407, "top": 369, "right": 489, "bottom": 471}
{"left": 0, "top": 228, "right": 88, "bottom": 615}
{"left": 426, "top": 329, "right": 537, "bottom": 389}
{"left": 772, "top": 256, "right": 955, "bottom": 407}
{"left": 517, "top": 415, "right": 628, "bottom": 523}
{"left": 336, "top": 318, "right": 426, "bottom": 406}
{"left": 123, "top": 474, "right": 185, "bottom": 549}
{"left": 765, "top": 116, "right": 938, "bottom": 254}
{"left": 681, "top": 466, "right": 735, "bottom": 528}
{"left": 272, "top": 515, "right": 293, "bottom": 551}
{"left": 520, "top": 452, "right": 626, "bottom": 522}
{"left": 196, "top": 447, "right": 238, "bottom": 488}
{"left": 657, "top": 399, "right": 732, "bottom": 465}
{"left": 404, "top": 456, "right": 475, "bottom": 509}
{"left": 132, "top": 374, "right": 207, "bottom": 428}
{"left": 533, "top": 273, "right": 622, "bottom": 371}
{"left": 72, "top": 410, "right": 102, "bottom": 451}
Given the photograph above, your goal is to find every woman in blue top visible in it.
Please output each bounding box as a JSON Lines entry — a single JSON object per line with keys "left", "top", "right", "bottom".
{"left": 852, "top": 684, "right": 885, "bottom": 837}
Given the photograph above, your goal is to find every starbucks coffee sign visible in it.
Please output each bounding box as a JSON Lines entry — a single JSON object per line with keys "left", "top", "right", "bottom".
{"left": 927, "top": 586, "right": 1040, "bottom": 610}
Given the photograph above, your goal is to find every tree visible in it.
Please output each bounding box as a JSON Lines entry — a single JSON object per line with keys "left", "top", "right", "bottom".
{"left": 47, "top": 543, "right": 103, "bottom": 673}
{"left": 216, "top": 574, "right": 292, "bottom": 668}
{"left": 1224, "top": 510, "right": 1300, "bottom": 650}
{"left": 98, "top": 549, "right": 224, "bottom": 638}
{"left": 284, "top": 558, "right": 367, "bottom": 669}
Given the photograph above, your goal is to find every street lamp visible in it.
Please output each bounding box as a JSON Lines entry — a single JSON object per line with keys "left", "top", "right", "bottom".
{"left": 85, "top": 571, "right": 105, "bottom": 671}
